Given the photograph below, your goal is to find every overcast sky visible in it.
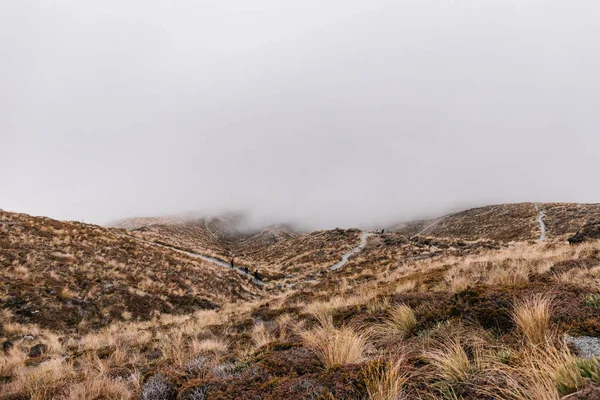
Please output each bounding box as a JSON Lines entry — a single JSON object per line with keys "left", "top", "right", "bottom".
{"left": 1, "top": 1, "right": 599, "bottom": 229}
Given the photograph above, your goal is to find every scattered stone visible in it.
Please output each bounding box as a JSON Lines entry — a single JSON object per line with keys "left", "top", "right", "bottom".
{"left": 566, "top": 335, "right": 600, "bottom": 358}
{"left": 29, "top": 343, "right": 48, "bottom": 358}
{"left": 2, "top": 340, "right": 13, "bottom": 352}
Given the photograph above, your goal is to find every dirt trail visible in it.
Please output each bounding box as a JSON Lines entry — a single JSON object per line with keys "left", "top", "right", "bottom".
{"left": 410, "top": 214, "right": 453, "bottom": 239}
{"left": 329, "top": 231, "right": 373, "bottom": 271}
{"left": 121, "top": 229, "right": 373, "bottom": 286}
{"left": 121, "top": 233, "right": 267, "bottom": 286}
{"left": 535, "top": 203, "right": 547, "bottom": 242}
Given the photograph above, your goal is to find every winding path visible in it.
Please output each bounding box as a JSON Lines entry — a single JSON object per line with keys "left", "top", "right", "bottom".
{"left": 410, "top": 214, "right": 453, "bottom": 239}
{"left": 121, "top": 229, "right": 374, "bottom": 287}
{"left": 121, "top": 233, "right": 267, "bottom": 286}
{"left": 329, "top": 231, "right": 373, "bottom": 271}
{"left": 535, "top": 203, "right": 547, "bottom": 242}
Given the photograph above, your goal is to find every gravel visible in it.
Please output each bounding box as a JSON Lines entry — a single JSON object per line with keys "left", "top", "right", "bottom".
{"left": 566, "top": 335, "right": 600, "bottom": 358}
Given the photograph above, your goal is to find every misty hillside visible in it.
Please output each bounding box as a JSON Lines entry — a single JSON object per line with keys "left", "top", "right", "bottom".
{"left": 111, "top": 213, "right": 301, "bottom": 260}
{"left": 392, "top": 202, "right": 600, "bottom": 242}
{"left": 3, "top": 203, "right": 600, "bottom": 399}
{"left": 0, "top": 210, "right": 265, "bottom": 331}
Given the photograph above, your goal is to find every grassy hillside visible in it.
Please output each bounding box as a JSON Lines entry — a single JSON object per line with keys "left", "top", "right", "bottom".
{"left": 2, "top": 205, "right": 600, "bottom": 399}
{"left": 0, "top": 211, "right": 264, "bottom": 332}
{"left": 392, "top": 202, "right": 600, "bottom": 242}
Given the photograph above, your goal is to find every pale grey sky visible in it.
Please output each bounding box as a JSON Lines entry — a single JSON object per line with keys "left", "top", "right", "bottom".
{"left": 1, "top": 1, "right": 599, "bottom": 229}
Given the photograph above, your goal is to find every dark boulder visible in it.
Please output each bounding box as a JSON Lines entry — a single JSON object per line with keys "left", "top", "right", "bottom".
{"left": 29, "top": 343, "right": 48, "bottom": 358}
{"left": 569, "top": 220, "right": 600, "bottom": 245}
{"left": 2, "top": 340, "right": 13, "bottom": 352}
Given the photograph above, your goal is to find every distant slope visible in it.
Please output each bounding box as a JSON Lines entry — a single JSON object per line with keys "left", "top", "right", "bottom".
{"left": 234, "top": 228, "right": 363, "bottom": 283}
{"left": 111, "top": 213, "right": 301, "bottom": 261}
{"left": 113, "top": 214, "right": 363, "bottom": 284}
{"left": 113, "top": 216, "right": 232, "bottom": 259}
{"left": 0, "top": 211, "right": 263, "bottom": 331}
{"left": 391, "top": 202, "right": 600, "bottom": 242}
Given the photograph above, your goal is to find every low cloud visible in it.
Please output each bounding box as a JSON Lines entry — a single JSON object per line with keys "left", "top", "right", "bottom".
{"left": 2, "top": 1, "right": 599, "bottom": 230}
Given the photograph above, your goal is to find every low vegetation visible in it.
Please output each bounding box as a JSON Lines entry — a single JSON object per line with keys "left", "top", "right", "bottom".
{"left": 2, "top": 206, "right": 600, "bottom": 399}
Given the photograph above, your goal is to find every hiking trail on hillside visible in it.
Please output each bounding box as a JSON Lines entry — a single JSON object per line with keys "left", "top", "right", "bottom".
{"left": 122, "top": 233, "right": 267, "bottom": 286}
{"left": 329, "top": 231, "right": 373, "bottom": 271}
{"left": 411, "top": 215, "right": 450, "bottom": 239}
{"left": 535, "top": 203, "right": 547, "bottom": 242}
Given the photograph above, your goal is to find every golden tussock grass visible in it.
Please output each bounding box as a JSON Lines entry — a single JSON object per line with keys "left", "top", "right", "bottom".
{"left": 383, "top": 304, "right": 416, "bottom": 338}
{"left": 62, "top": 376, "right": 132, "bottom": 400}
{"left": 190, "top": 338, "right": 229, "bottom": 354}
{"left": 301, "top": 316, "right": 369, "bottom": 368}
{"left": 10, "top": 358, "right": 74, "bottom": 400}
{"left": 513, "top": 293, "right": 552, "bottom": 345}
{"left": 276, "top": 313, "right": 294, "bottom": 341}
{"left": 363, "top": 355, "right": 409, "bottom": 400}
{"left": 251, "top": 322, "right": 274, "bottom": 348}
{"left": 425, "top": 336, "right": 484, "bottom": 383}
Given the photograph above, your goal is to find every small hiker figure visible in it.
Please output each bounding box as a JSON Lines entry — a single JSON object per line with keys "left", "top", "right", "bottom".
{"left": 230, "top": 258, "right": 234, "bottom": 269}
{"left": 244, "top": 266, "right": 249, "bottom": 275}
{"left": 253, "top": 269, "right": 261, "bottom": 281}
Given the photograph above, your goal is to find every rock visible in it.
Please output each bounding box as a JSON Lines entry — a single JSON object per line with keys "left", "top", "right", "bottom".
{"left": 568, "top": 220, "right": 600, "bottom": 244}
{"left": 22, "top": 335, "right": 34, "bottom": 341}
{"left": 566, "top": 335, "right": 600, "bottom": 358}
{"left": 2, "top": 340, "right": 13, "bottom": 352}
{"left": 29, "top": 343, "right": 48, "bottom": 358}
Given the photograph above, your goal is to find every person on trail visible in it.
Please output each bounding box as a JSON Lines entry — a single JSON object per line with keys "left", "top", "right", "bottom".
{"left": 253, "top": 269, "right": 261, "bottom": 281}
{"left": 230, "top": 258, "right": 234, "bottom": 269}
{"left": 244, "top": 266, "right": 249, "bottom": 275}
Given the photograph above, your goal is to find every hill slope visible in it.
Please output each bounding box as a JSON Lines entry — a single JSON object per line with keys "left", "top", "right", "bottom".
{"left": 3, "top": 204, "right": 600, "bottom": 399}
{"left": 392, "top": 202, "right": 600, "bottom": 241}
{"left": 0, "top": 211, "right": 264, "bottom": 331}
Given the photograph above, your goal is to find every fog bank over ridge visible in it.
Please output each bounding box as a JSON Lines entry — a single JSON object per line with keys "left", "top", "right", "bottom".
{"left": 2, "top": 1, "right": 599, "bottom": 228}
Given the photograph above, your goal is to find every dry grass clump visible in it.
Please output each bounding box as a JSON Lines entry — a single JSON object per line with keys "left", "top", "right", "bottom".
{"left": 10, "top": 358, "right": 75, "bottom": 400}
{"left": 367, "top": 296, "right": 392, "bottom": 314}
{"left": 372, "top": 304, "right": 417, "bottom": 342}
{"left": 425, "top": 336, "right": 484, "bottom": 383}
{"left": 484, "top": 339, "right": 589, "bottom": 400}
{"left": 395, "top": 280, "right": 416, "bottom": 293}
{"left": 363, "top": 355, "right": 409, "bottom": 400}
{"left": 251, "top": 321, "right": 275, "bottom": 348}
{"left": 304, "top": 291, "right": 375, "bottom": 324}
{"left": 554, "top": 265, "right": 600, "bottom": 290}
{"left": 512, "top": 294, "right": 552, "bottom": 345}
{"left": 58, "top": 286, "right": 76, "bottom": 300}
{"left": 387, "top": 305, "right": 417, "bottom": 337}
{"left": 190, "top": 338, "right": 229, "bottom": 354}
{"left": 62, "top": 377, "right": 132, "bottom": 400}
{"left": 0, "top": 347, "right": 28, "bottom": 378}
{"left": 301, "top": 317, "right": 369, "bottom": 368}
{"left": 486, "top": 263, "right": 530, "bottom": 286}
{"left": 276, "top": 313, "right": 294, "bottom": 341}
